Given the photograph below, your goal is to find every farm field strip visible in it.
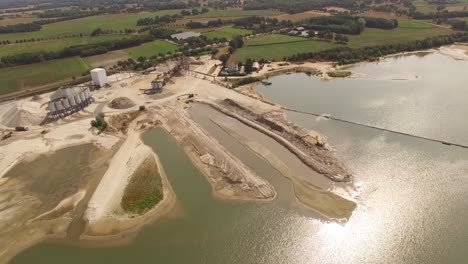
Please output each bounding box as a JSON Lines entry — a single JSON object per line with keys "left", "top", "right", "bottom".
{"left": 0, "top": 35, "right": 127, "bottom": 57}
{"left": 124, "top": 40, "right": 178, "bottom": 59}
{"left": 203, "top": 27, "right": 252, "bottom": 40}
{"left": 0, "top": 56, "right": 91, "bottom": 95}
{"left": 0, "top": 9, "right": 182, "bottom": 42}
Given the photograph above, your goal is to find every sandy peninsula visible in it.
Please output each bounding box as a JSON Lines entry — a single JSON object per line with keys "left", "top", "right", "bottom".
{"left": 0, "top": 55, "right": 359, "bottom": 263}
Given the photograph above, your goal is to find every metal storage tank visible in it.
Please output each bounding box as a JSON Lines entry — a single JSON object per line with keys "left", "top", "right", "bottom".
{"left": 68, "top": 95, "right": 76, "bottom": 106}
{"left": 75, "top": 94, "right": 82, "bottom": 104}
{"left": 64, "top": 88, "right": 75, "bottom": 98}
{"left": 79, "top": 91, "right": 86, "bottom": 102}
{"left": 48, "top": 101, "right": 57, "bottom": 113}
{"left": 84, "top": 88, "right": 91, "bottom": 99}
{"left": 90, "top": 68, "right": 108, "bottom": 87}
{"left": 62, "top": 98, "right": 71, "bottom": 109}
{"left": 55, "top": 101, "right": 64, "bottom": 111}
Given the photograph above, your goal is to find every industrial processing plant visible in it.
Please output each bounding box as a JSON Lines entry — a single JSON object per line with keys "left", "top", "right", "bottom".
{"left": 47, "top": 87, "right": 93, "bottom": 119}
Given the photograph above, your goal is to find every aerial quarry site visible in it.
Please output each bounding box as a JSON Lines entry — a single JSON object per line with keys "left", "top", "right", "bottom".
{"left": 0, "top": 56, "right": 358, "bottom": 261}
{"left": 1, "top": 0, "right": 468, "bottom": 263}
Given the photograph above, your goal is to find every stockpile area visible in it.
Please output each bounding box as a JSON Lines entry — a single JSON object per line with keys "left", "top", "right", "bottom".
{"left": 0, "top": 101, "right": 46, "bottom": 128}
{"left": 108, "top": 97, "right": 136, "bottom": 109}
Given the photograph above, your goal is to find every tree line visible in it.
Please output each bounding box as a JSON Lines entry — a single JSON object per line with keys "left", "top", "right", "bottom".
{"left": 243, "top": 0, "right": 354, "bottom": 14}
{"left": 0, "top": 35, "right": 153, "bottom": 68}
{"left": 286, "top": 33, "right": 468, "bottom": 65}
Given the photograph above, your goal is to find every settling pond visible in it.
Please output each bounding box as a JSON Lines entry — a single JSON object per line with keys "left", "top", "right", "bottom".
{"left": 11, "top": 52, "right": 468, "bottom": 263}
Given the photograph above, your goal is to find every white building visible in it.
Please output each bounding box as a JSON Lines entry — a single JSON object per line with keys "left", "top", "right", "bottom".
{"left": 90, "top": 68, "right": 108, "bottom": 87}
{"left": 252, "top": 62, "right": 260, "bottom": 71}
{"left": 170, "top": 32, "right": 202, "bottom": 41}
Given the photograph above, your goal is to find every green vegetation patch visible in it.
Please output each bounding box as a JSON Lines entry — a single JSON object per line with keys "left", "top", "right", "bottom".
{"left": 412, "top": 1, "right": 436, "bottom": 14}
{"left": 125, "top": 40, "right": 178, "bottom": 59}
{"left": 0, "top": 56, "right": 91, "bottom": 95}
{"left": 347, "top": 27, "right": 452, "bottom": 48}
{"left": 0, "top": 10, "right": 181, "bottom": 42}
{"left": 233, "top": 34, "right": 340, "bottom": 62}
{"left": 203, "top": 27, "right": 252, "bottom": 40}
{"left": 232, "top": 77, "right": 261, "bottom": 87}
{"left": 191, "top": 9, "right": 282, "bottom": 18}
{"left": 398, "top": 19, "right": 435, "bottom": 29}
{"left": 244, "top": 34, "right": 307, "bottom": 46}
{"left": 327, "top": 71, "right": 351, "bottom": 77}
{"left": 0, "top": 35, "right": 125, "bottom": 57}
{"left": 121, "top": 157, "right": 163, "bottom": 215}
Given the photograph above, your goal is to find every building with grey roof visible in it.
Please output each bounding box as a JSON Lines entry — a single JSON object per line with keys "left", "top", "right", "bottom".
{"left": 171, "top": 32, "right": 202, "bottom": 40}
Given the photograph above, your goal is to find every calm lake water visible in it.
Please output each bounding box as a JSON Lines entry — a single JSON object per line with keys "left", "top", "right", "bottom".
{"left": 11, "top": 52, "right": 468, "bottom": 263}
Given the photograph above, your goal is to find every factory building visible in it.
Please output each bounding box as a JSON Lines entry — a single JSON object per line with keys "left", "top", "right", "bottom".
{"left": 48, "top": 87, "right": 93, "bottom": 119}
{"left": 90, "top": 68, "right": 108, "bottom": 87}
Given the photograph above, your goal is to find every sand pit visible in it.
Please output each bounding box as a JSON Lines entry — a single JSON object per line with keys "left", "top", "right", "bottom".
{"left": 1, "top": 101, "right": 46, "bottom": 128}
{"left": 108, "top": 97, "right": 136, "bottom": 109}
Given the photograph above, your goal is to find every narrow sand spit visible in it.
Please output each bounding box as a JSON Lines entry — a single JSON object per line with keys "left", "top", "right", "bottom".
{"left": 151, "top": 102, "right": 276, "bottom": 201}
{"left": 84, "top": 115, "right": 176, "bottom": 238}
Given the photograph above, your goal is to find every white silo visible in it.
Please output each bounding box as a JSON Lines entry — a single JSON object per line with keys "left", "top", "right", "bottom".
{"left": 84, "top": 88, "right": 91, "bottom": 99}
{"left": 79, "top": 91, "right": 86, "bottom": 102}
{"left": 68, "top": 94, "right": 76, "bottom": 107}
{"left": 48, "top": 101, "right": 57, "bottom": 113}
{"left": 62, "top": 98, "right": 71, "bottom": 109}
{"left": 75, "top": 94, "right": 82, "bottom": 105}
{"left": 55, "top": 101, "right": 64, "bottom": 111}
{"left": 90, "top": 68, "right": 107, "bottom": 87}
{"left": 64, "top": 87, "right": 75, "bottom": 98}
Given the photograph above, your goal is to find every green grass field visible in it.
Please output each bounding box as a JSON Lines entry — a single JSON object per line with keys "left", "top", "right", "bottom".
{"left": 413, "top": 1, "right": 436, "bottom": 13}
{"left": 232, "top": 34, "right": 341, "bottom": 63}
{"left": 0, "top": 10, "right": 182, "bottom": 42}
{"left": 398, "top": 19, "right": 436, "bottom": 29}
{"left": 232, "top": 23, "right": 452, "bottom": 63}
{"left": 347, "top": 26, "right": 452, "bottom": 47}
{"left": 125, "top": 40, "right": 178, "bottom": 59}
{"left": 203, "top": 27, "right": 252, "bottom": 40}
{"left": 0, "top": 35, "right": 126, "bottom": 57}
{"left": 0, "top": 57, "right": 91, "bottom": 95}
{"left": 191, "top": 9, "right": 282, "bottom": 18}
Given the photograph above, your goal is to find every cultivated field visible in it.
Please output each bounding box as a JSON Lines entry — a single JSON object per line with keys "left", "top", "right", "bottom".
{"left": 232, "top": 19, "right": 452, "bottom": 63}
{"left": 274, "top": 10, "right": 331, "bottom": 22}
{"left": 0, "top": 35, "right": 126, "bottom": 57}
{"left": 191, "top": 9, "right": 283, "bottom": 18}
{"left": 232, "top": 34, "right": 340, "bottom": 63}
{"left": 203, "top": 27, "right": 252, "bottom": 40}
{"left": 125, "top": 40, "right": 178, "bottom": 59}
{"left": 0, "top": 57, "right": 91, "bottom": 95}
{"left": 85, "top": 50, "right": 129, "bottom": 68}
{"left": 347, "top": 23, "right": 452, "bottom": 47}
{"left": 397, "top": 19, "right": 436, "bottom": 29}
{"left": 0, "top": 10, "right": 182, "bottom": 42}
{"left": 0, "top": 17, "right": 41, "bottom": 26}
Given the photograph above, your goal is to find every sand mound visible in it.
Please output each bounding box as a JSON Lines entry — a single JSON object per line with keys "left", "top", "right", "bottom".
{"left": 31, "top": 95, "right": 43, "bottom": 102}
{"left": 108, "top": 97, "right": 136, "bottom": 109}
{"left": 1, "top": 101, "right": 45, "bottom": 127}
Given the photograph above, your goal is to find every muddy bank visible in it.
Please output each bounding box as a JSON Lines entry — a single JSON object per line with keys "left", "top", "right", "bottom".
{"left": 0, "top": 143, "right": 115, "bottom": 263}
{"left": 189, "top": 103, "right": 356, "bottom": 220}
{"left": 201, "top": 99, "right": 352, "bottom": 182}
{"left": 150, "top": 102, "right": 276, "bottom": 202}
